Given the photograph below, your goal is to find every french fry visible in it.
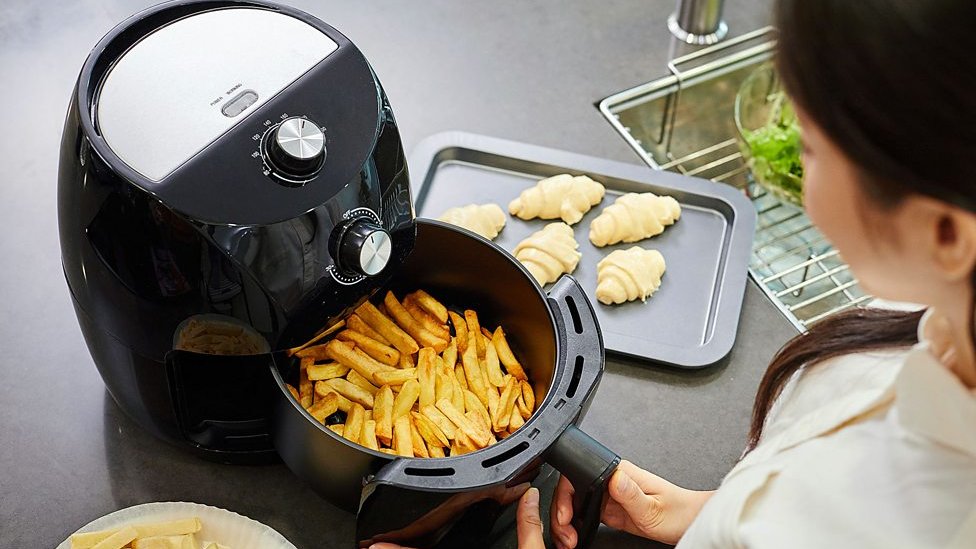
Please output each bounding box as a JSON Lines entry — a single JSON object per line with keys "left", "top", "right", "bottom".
{"left": 384, "top": 291, "right": 447, "bottom": 351}
{"left": 295, "top": 339, "right": 353, "bottom": 361}
{"left": 323, "top": 378, "right": 375, "bottom": 408}
{"left": 347, "top": 314, "right": 390, "bottom": 345}
{"left": 481, "top": 327, "right": 493, "bottom": 340}
{"left": 418, "top": 348, "right": 437, "bottom": 408}
{"left": 492, "top": 327, "right": 528, "bottom": 381}
{"left": 393, "top": 415, "right": 413, "bottom": 457}
{"left": 286, "top": 383, "right": 300, "bottom": 401}
{"left": 357, "top": 300, "right": 419, "bottom": 355}
{"left": 464, "top": 390, "right": 491, "bottom": 431}
{"left": 307, "top": 362, "right": 350, "bottom": 381}
{"left": 412, "top": 412, "right": 449, "bottom": 448}
{"left": 71, "top": 519, "right": 202, "bottom": 549}
{"left": 373, "top": 367, "right": 417, "bottom": 387}
{"left": 483, "top": 336, "right": 505, "bottom": 387}
{"left": 466, "top": 410, "right": 492, "bottom": 444}
{"left": 90, "top": 526, "right": 138, "bottom": 549}
{"left": 362, "top": 420, "right": 380, "bottom": 451}
{"left": 435, "top": 371, "right": 454, "bottom": 405}
{"left": 299, "top": 357, "right": 314, "bottom": 408}
{"left": 365, "top": 409, "right": 373, "bottom": 422}
{"left": 495, "top": 377, "right": 518, "bottom": 432}
{"left": 516, "top": 392, "right": 531, "bottom": 420}
{"left": 346, "top": 369, "right": 380, "bottom": 394}
{"left": 449, "top": 311, "right": 468, "bottom": 353}
{"left": 441, "top": 337, "right": 458, "bottom": 368}
{"left": 454, "top": 428, "right": 480, "bottom": 454}
{"left": 374, "top": 385, "right": 395, "bottom": 444}
{"left": 307, "top": 391, "right": 339, "bottom": 423}
{"left": 429, "top": 445, "right": 446, "bottom": 458}
{"left": 337, "top": 329, "right": 400, "bottom": 366}
{"left": 328, "top": 424, "right": 344, "bottom": 436}
{"left": 487, "top": 385, "right": 500, "bottom": 431}
{"left": 409, "top": 417, "right": 430, "bottom": 457}
{"left": 398, "top": 351, "right": 415, "bottom": 369}
{"left": 131, "top": 534, "right": 198, "bottom": 549}
{"left": 393, "top": 379, "right": 421, "bottom": 420}
{"left": 509, "top": 406, "right": 525, "bottom": 432}
{"left": 435, "top": 398, "right": 491, "bottom": 448}
{"left": 410, "top": 289, "right": 449, "bottom": 323}
{"left": 454, "top": 365, "right": 469, "bottom": 391}
{"left": 462, "top": 332, "right": 489, "bottom": 407}
{"left": 404, "top": 299, "right": 451, "bottom": 341}
{"left": 378, "top": 447, "right": 397, "bottom": 455}
{"left": 314, "top": 382, "right": 354, "bottom": 412}
{"left": 325, "top": 339, "right": 392, "bottom": 381}
{"left": 450, "top": 371, "right": 466, "bottom": 412}
{"left": 420, "top": 405, "right": 457, "bottom": 439}
{"left": 464, "top": 310, "right": 486, "bottom": 359}
{"left": 521, "top": 380, "right": 536, "bottom": 415}
{"left": 343, "top": 403, "right": 366, "bottom": 444}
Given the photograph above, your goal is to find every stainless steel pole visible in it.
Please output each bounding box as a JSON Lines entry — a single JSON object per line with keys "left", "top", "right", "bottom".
{"left": 668, "top": 0, "right": 729, "bottom": 45}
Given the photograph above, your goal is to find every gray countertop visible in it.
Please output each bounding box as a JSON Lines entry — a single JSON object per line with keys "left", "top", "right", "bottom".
{"left": 0, "top": 0, "right": 795, "bottom": 547}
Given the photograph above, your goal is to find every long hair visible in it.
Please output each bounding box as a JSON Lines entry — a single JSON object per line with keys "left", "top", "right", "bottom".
{"left": 747, "top": 0, "right": 976, "bottom": 451}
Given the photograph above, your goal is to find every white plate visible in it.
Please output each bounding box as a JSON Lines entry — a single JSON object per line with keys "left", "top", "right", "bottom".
{"left": 56, "top": 501, "right": 296, "bottom": 549}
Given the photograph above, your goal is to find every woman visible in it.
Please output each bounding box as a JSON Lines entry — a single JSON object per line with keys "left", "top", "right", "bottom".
{"left": 375, "top": 0, "right": 976, "bottom": 547}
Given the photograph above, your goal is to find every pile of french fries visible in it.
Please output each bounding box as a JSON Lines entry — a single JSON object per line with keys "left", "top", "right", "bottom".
{"left": 69, "top": 517, "right": 224, "bottom": 549}
{"left": 286, "top": 289, "right": 536, "bottom": 457}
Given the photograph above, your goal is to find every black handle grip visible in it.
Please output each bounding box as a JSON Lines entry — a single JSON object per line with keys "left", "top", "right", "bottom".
{"left": 547, "top": 425, "right": 621, "bottom": 549}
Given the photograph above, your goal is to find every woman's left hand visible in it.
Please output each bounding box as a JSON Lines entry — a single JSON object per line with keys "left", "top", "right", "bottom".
{"left": 369, "top": 487, "right": 545, "bottom": 549}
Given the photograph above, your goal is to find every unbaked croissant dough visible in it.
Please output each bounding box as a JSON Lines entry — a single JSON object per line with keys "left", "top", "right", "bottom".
{"left": 513, "top": 222, "right": 582, "bottom": 285}
{"left": 589, "top": 192, "right": 681, "bottom": 247}
{"left": 508, "top": 174, "right": 605, "bottom": 225}
{"left": 437, "top": 203, "right": 506, "bottom": 240}
{"left": 596, "top": 247, "right": 666, "bottom": 305}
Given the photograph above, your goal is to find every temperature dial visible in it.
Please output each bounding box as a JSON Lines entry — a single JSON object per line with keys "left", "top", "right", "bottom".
{"left": 265, "top": 117, "right": 325, "bottom": 179}
{"left": 334, "top": 219, "right": 392, "bottom": 277}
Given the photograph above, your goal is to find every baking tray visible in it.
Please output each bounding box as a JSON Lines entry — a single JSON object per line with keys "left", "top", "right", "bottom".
{"left": 408, "top": 132, "right": 756, "bottom": 368}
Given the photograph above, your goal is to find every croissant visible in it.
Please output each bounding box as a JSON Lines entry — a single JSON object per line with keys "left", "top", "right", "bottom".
{"left": 508, "top": 174, "right": 605, "bottom": 225}
{"left": 596, "top": 247, "right": 666, "bottom": 305}
{"left": 513, "top": 222, "right": 582, "bottom": 285}
{"left": 589, "top": 192, "right": 681, "bottom": 247}
{"left": 437, "top": 203, "right": 506, "bottom": 240}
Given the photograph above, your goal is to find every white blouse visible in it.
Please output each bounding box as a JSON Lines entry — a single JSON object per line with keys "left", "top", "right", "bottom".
{"left": 678, "top": 312, "right": 976, "bottom": 548}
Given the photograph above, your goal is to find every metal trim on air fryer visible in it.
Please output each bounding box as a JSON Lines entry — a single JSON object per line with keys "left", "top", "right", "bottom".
{"left": 96, "top": 7, "right": 338, "bottom": 182}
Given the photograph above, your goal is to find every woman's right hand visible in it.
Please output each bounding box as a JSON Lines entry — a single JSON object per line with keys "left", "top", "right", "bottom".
{"left": 549, "top": 460, "right": 713, "bottom": 548}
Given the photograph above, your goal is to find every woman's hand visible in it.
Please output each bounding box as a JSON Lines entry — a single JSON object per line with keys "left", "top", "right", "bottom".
{"left": 550, "top": 460, "right": 713, "bottom": 548}
{"left": 369, "top": 487, "right": 546, "bottom": 549}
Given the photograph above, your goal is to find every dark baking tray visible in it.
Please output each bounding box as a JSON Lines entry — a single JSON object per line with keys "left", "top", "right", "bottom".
{"left": 409, "top": 132, "right": 756, "bottom": 368}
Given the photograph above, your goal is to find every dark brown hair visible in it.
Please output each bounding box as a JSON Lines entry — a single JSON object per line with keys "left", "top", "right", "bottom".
{"left": 747, "top": 0, "right": 976, "bottom": 451}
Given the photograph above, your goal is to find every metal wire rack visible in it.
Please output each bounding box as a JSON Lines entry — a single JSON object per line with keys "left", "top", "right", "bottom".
{"left": 599, "top": 28, "right": 873, "bottom": 331}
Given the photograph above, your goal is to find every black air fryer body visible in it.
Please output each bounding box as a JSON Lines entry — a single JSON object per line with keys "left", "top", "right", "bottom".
{"left": 59, "top": 0, "right": 415, "bottom": 462}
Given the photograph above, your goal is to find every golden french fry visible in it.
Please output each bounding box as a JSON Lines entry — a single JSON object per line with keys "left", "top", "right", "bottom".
{"left": 454, "top": 365, "right": 469, "bottom": 391}
{"left": 404, "top": 299, "right": 451, "bottom": 341}
{"left": 450, "top": 371, "right": 466, "bottom": 412}
{"left": 398, "top": 351, "right": 415, "bottom": 369}
{"left": 323, "top": 378, "right": 375, "bottom": 408}
{"left": 521, "top": 380, "right": 536, "bottom": 415}
{"left": 325, "top": 339, "right": 392, "bottom": 382}
{"left": 71, "top": 520, "right": 202, "bottom": 549}
{"left": 337, "top": 329, "right": 400, "bottom": 366}
{"left": 393, "top": 379, "right": 421, "bottom": 420}
{"left": 307, "top": 362, "right": 350, "bottom": 381}
{"left": 357, "top": 300, "right": 420, "bottom": 355}
{"left": 378, "top": 447, "right": 397, "bottom": 455}
{"left": 365, "top": 409, "right": 373, "bottom": 422}
{"left": 374, "top": 385, "right": 394, "bottom": 444}
{"left": 373, "top": 367, "right": 417, "bottom": 387}
{"left": 89, "top": 526, "right": 138, "bottom": 549}
{"left": 411, "top": 289, "right": 449, "bottom": 323}
{"left": 449, "top": 311, "right": 468, "bottom": 353}
{"left": 409, "top": 417, "right": 430, "bottom": 457}
{"left": 343, "top": 403, "right": 366, "bottom": 444}
{"left": 385, "top": 291, "right": 447, "bottom": 351}
{"left": 393, "top": 415, "right": 413, "bottom": 457}
{"left": 418, "top": 348, "right": 437, "bottom": 408}
{"left": 429, "top": 445, "right": 446, "bottom": 458}
{"left": 435, "top": 398, "right": 491, "bottom": 448}
{"left": 328, "top": 424, "right": 344, "bottom": 436}
{"left": 131, "top": 534, "right": 198, "bottom": 549}
{"left": 362, "top": 420, "right": 380, "bottom": 451}
{"left": 420, "top": 405, "right": 457, "bottom": 439}
{"left": 509, "top": 406, "right": 525, "bottom": 432}
{"left": 492, "top": 327, "right": 528, "bottom": 381}
{"left": 487, "top": 384, "right": 500, "bottom": 431}
{"left": 314, "top": 382, "right": 354, "bottom": 412}
{"left": 464, "top": 310, "right": 486, "bottom": 359}
{"left": 346, "top": 369, "right": 380, "bottom": 395}
{"left": 483, "top": 337, "right": 505, "bottom": 387}
{"left": 347, "top": 314, "right": 390, "bottom": 345}
{"left": 412, "top": 412, "right": 449, "bottom": 448}
{"left": 516, "top": 392, "right": 531, "bottom": 419}
{"left": 286, "top": 383, "right": 300, "bottom": 402}
{"left": 465, "top": 410, "right": 492, "bottom": 443}
{"left": 495, "top": 377, "right": 518, "bottom": 432}
{"left": 462, "top": 332, "right": 489, "bottom": 407}
{"left": 299, "top": 357, "right": 314, "bottom": 408}
{"left": 453, "top": 428, "right": 480, "bottom": 453}
{"left": 481, "top": 327, "right": 493, "bottom": 340}
{"left": 307, "top": 391, "right": 339, "bottom": 423}
{"left": 441, "top": 337, "right": 458, "bottom": 368}
{"left": 435, "top": 371, "right": 454, "bottom": 405}
{"left": 464, "top": 390, "right": 491, "bottom": 430}
{"left": 295, "top": 344, "right": 330, "bottom": 360}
